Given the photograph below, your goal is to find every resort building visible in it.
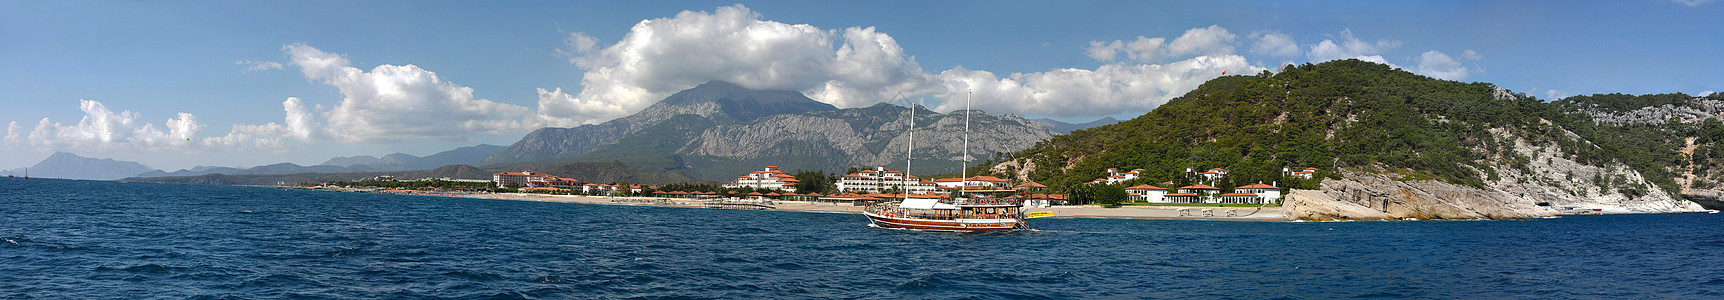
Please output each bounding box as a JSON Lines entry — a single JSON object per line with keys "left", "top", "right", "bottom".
{"left": 580, "top": 183, "right": 624, "bottom": 194}
{"left": 1286, "top": 167, "right": 1319, "bottom": 179}
{"left": 836, "top": 165, "right": 939, "bottom": 194}
{"left": 1217, "top": 193, "right": 1263, "bottom": 204}
{"left": 1015, "top": 182, "right": 1048, "bottom": 194}
{"left": 1233, "top": 183, "right": 1282, "bottom": 204}
{"left": 1163, "top": 193, "right": 1201, "bottom": 203}
{"left": 493, "top": 171, "right": 583, "bottom": 189}
{"left": 932, "top": 178, "right": 965, "bottom": 189}
{"left": 936, "top": 176, "right": 1013, "bottom": 192}
{"left": 721, "top": 166, "right": 800, "bottom": 192}
{"left": 1125, "top": 184, "right": 1169, "bottom": 203}
{"left": 1024, "top": 193, "right": 1067, "bottom": 207}
{"left": 1200, "top": 168, "right": 1229, "bottom": 181}
{"left": 1179, "top": 182, "right": 1220, "bottom": 196}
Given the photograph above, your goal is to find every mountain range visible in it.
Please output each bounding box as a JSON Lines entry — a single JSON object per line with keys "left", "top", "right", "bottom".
{"left": 134, "top": 144, "right": 504, "bottom": 178}
{"left": 482, "top": 80, "right": 1057, "bottom": 181}
{"left": 0, "top": 152, "right": 156, "bottom": 180}
{"left": 1030, "top": 117, "right": 1119, "bottom": 134}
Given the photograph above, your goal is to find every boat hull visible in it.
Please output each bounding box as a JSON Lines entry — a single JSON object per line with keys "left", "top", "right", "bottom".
{"left": 862, "top": 211, "right": 1023, "bottom": 231}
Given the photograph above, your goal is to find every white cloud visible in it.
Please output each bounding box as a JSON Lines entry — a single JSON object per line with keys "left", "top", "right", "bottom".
{"left": 539, "top": 5, "right": 940, "bottom": 125}
{"left": 547, "top": 8, "right": 1270, "bottom": 123}
{"left": 284, "top": 43, "right": 535, "bottom": 141}
{"left": 555, "top": 32, "right": 599, "bottom": 66}
{"left": 1086, "top": 25, "right": 1236, "bottom": 62}
{"left": 1415, "top": 50, "right": 1469, "bottom": 81}
{"left": 1462, "top": 49, "right": 1483, "bottom": 60}
{"left": 4, "top": 121, "right": 19, "bottom": 146}
{"left": 1249, "top": 32, "right": 1300, "bottom": 58}
{"left": 7, "top": 44, "right": 541, "bottom": 154}
{"left": 1701, "top": 90, "right": 1715, "bottom": 97}
{"left": 1307, "top": 29, "right": 1401, "bottom": 65}
{"left": 237, "top": 60, "right": 283, "bottom": 73}
{"left": 1545, "top": 89, "right": 1570, "bottom": 100}
{"left": 1673, "top": 0, "right": 1717, "bottom": 7}
{"left": 933, "top": 55, "right": 1263, "bottom": 118}
{"left": 7, "top": 100, "right": 212, "bottom": 153}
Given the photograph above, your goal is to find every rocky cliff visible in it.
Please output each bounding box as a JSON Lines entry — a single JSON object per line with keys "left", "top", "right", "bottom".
{"left": 675, "top": 104, "right": 1056, "bottom": 179}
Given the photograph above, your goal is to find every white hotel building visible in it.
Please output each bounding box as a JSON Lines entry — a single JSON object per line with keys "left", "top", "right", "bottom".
{"left": 721, "top": 166, "right": 800, "bottom": 192}
{"left": 836, "top": 165, "right": 939, "bottom": 194}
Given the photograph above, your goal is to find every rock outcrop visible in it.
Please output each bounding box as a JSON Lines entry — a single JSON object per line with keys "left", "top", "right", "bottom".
{"left": 1289, "top": 125, "right": 1708, "bottom": 221}
{"left": 1583, "top": 99, "right": 1724, "bottom": 125}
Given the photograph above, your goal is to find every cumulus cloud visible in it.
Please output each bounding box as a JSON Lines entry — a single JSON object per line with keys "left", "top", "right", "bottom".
{"left": 1086, "top": 25, "right": 1237, "bottom": 62}
{"left": 284, "top": 43, "right": 534, "bottom": 141}
{"left": 7, "top": 44, "right": 537, "bottom": 154}
{"left": 5, "top": 100, "right": 211, "bottom": 152}
{"left": 543, "top": 7, "right": 1271, "bottom": 123}
{"left": 1702, "top": 90, "right": 1715, "bottom": 97}
{"left": 1249, "top": 32, "right": 1300, "bottom": 58}
{"left": 237, "top": 60, "right": 283, "bottom": 73}
{"left": 1415, "top": 50, "right": 1469, "bottom": 81}
{"left": 933, "top": 55, "right": 1262, "bottom": 118}
{"left": 538, "top": 5, "right": 940, "bottom": 125}
{"left": 1462, "top": 49, "right": 1483, "bottom": 60}
{"left": 1307, "top": 29, "right": 1401, "bottom": 65}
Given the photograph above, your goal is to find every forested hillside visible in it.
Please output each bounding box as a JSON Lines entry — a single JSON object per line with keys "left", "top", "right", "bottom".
{"left": 987, "top": 60, "right": 1549, "bottom": 189}
{"left": 982, "top": 59, "right": 1719, "bottom": 211}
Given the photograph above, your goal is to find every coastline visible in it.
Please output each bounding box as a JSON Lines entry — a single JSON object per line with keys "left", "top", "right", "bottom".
{"left": 431, "top": 191, "right": 1294, "bottom": 221}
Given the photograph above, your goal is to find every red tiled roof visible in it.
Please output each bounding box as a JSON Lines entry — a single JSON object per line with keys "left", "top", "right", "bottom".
{"left": 966, "top": 176, "right": 1008, "bottom": 182}
{"left": 1125, "top": 184, "right": 1166, "bottom": 190}
{"left": 1220, "top": 193, "right": 1258, "bottom": 197}
{"left": 1236, "top": 183, "right": 1280, "bottom": 190}
{"left": 1016, "top": 182, "right": 1047, "bottom": 188}
{"left": 1179, "top": 184, "right": 1221, "bottom": 190}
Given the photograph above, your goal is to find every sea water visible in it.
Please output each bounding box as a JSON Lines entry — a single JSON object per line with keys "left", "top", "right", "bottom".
{"left": 3, "top": 178, "right": 1722, "bottom": 298}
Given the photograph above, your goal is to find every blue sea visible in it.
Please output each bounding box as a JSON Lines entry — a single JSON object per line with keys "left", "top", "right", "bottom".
{"left": 3, "top": 178, "right": 1722, "bottom": 299}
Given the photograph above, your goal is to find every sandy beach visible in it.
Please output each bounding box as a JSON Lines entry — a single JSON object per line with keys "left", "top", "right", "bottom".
{"left": 448, "top": 192, "right": 1290, "bottom": 221}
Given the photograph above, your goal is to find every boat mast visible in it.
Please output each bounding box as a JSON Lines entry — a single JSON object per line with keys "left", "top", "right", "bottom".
{"left": 904, "top": 100, "right": 915, "bottom": 203}
{"left": 960, "top": 91, "right": 970, "bottom": 199}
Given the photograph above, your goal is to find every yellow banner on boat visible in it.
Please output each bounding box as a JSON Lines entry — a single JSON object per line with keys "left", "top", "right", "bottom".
{"left": 1026, "top": 211, "right": 1055, "bottom": 219}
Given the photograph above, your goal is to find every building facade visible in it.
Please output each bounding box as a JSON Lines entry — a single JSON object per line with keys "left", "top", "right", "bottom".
{"left": 836, "top": 165, "right": 938, "bottom": 194}
{"left": 721, "top": 166, "right": 800, "bottom": 192}
{"left": 1125, "top": 184, "right": 1169, "bottom": 203}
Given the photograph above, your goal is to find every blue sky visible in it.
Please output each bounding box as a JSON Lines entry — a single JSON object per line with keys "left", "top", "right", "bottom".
{"left": 3, "top": 0, "right": 1721, "bottom": 171}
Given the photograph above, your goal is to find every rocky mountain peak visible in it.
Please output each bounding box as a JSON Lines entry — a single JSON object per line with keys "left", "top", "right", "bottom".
{"left": 650, "top": 80, "right": 838, "bottom": 123}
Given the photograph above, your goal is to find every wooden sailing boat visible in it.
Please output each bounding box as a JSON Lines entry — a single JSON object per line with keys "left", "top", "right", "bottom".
{"left": 861, "top": 92, "right": 1027, "bottom": 231}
